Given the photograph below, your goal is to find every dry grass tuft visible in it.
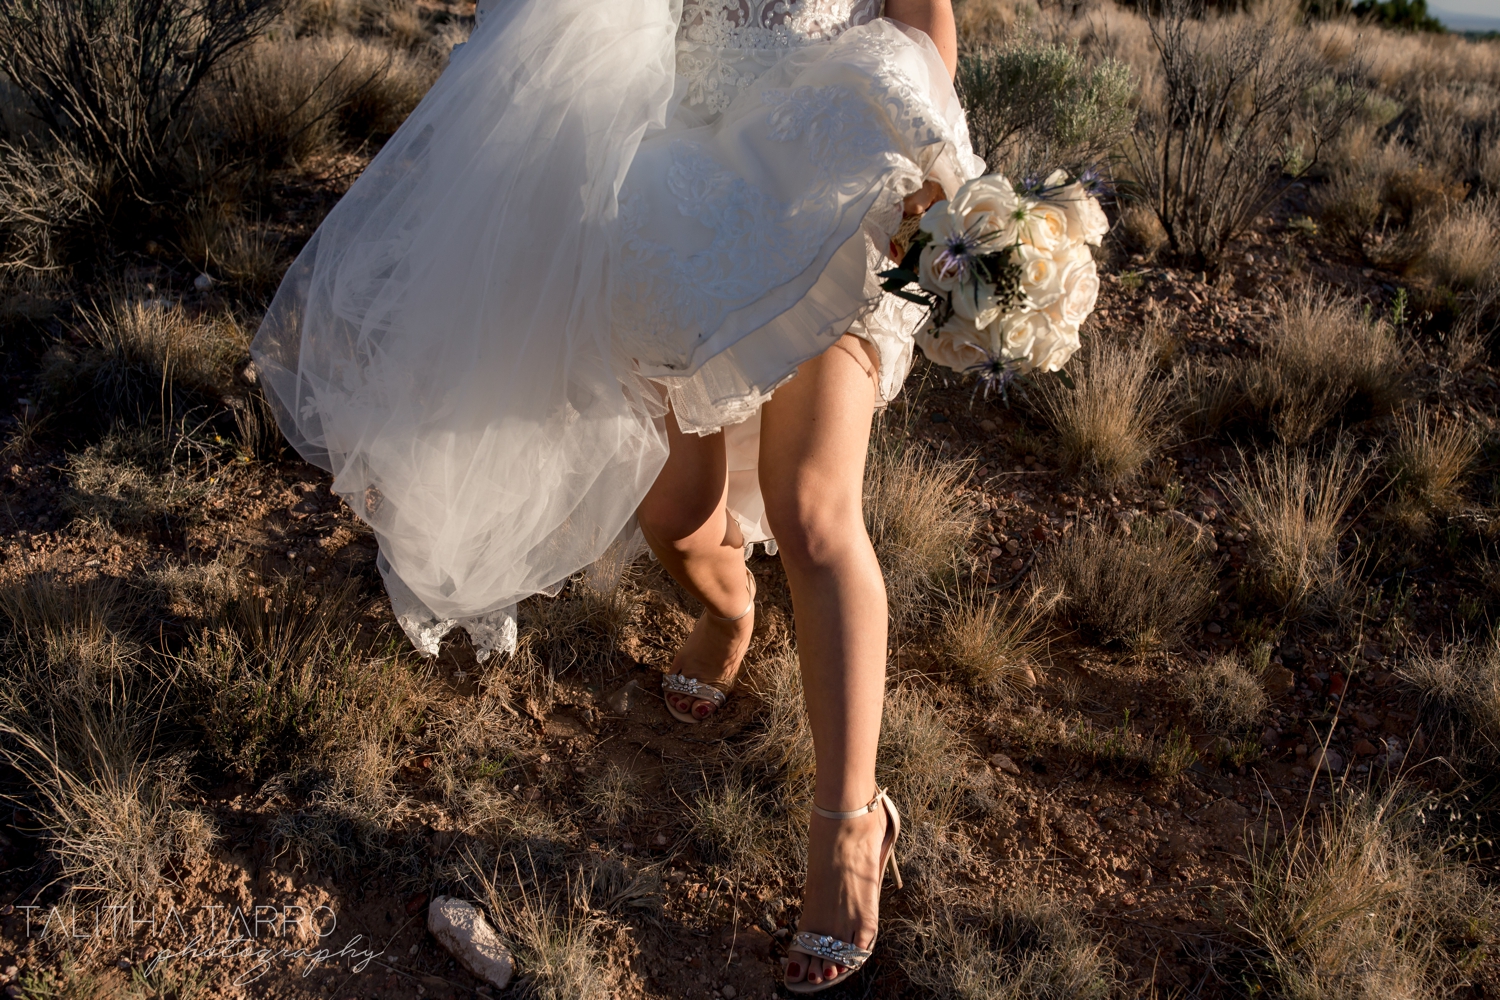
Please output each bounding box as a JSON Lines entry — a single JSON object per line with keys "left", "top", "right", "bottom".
{"left": 1042, "top": 518, "right": 1216, "bottom": 652}
{"left": 864, "top": 435, "right": 978, "bottom": 628}
{"left": 939, "top": 583, "right": 1056, "bottom": 695}
{"left": 1237, "top": 785, "right": 1498, "bottom": 1000}
{"left": 1244, "top": 287, "right": 1406, "bottom": 445}
{"left": 688, "top": 776, "right": 776, "bottom": 874}
{"left": 1035, "top": 336, "right": 1175, "bottom": 485}
{"left": 1387, "top": 407, "right": 1480, "bottom": 515}
{"left": 1180, "top": 653, "right": 1268, "bottom": 732}
{"left": 42, "top": 297, "right": 247, "bottom": 427}
{"left": 65, "top": 426, "right": 212, "bottom": 531}
{"left": 581, "top": 761, "right": 646, "bottom": 829}
{"left": 896, "top": 888, "right": 1122, "bottom": 999}
{"left": 1400, "top": 638, "right": 1500, "bottom": 767}
{"left": 1222, "top": 440, "right": 1370, "bottom": 617}
{"left": 517, "top": 571, "right": 638, "bottom": 677}
{"left": 472, "top": 858, "right": 615, "bottom": 1000}
{"left": 1419, "top": 197, "right": 1500, "bottom": 292}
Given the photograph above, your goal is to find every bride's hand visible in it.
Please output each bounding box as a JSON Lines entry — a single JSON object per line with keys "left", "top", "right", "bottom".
{"left": 902, "top": 179, "right": 946, "bottom": 218}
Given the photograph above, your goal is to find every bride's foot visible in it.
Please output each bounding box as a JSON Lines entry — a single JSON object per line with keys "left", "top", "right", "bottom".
{"left": 785, "top": 798, "right": 895, "bottom": 988}
{"left": 662, "top": 570, "right": 754, "bottom": 723}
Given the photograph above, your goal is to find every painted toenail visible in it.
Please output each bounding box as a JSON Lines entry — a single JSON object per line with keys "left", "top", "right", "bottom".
{"left": 787, "top": 963, "right": 800, "bottom": 977}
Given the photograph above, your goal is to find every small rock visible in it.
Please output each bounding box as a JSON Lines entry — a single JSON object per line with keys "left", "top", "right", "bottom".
{"left": 989, "top": 753, "right": 1021, "bottom": 775}
{"left": 1207, "top": 622, "right": 1222, "bottom": 635}
{"left": 979, "top": 419, "right": 997, "bottom": 433}
{"left": 721, "top": 986, "right": 738, "bottom": 999}
{"left": 194, "top": 272, "right": 215, "bottom": 291}
{"left": 1264, "top": 666, "right": 1296, "bottom": 697}
{"left": 1354, "top": 710, "right": 1379, "bottom": 730}
{"left": 427, "top": 896, "right": 514, "bottom": 989}
{"left": 241, "top": 362, "right": 259, "bottom": 384}
{"left": 654, "top": 833, "right": 668, "bottom": 846}
{"left": 605, "top": 679, "right": 643, "bottom": 714}
{"left": 116, "top": 958, "right": 132, "bottom": 971}
{"left": 1295, "top": 744, "right": 1308, "bottom": 757}
{"left": 1311, "top": 748, "right": 1344, "bottom": 774}
{"left": 1353, "top": 739, "right": 1377, "bottom": 757}
{"left": 1004, "top": 538, "right": 1020, "bottom": 554}
{"left": 1008, "top": 557, "right": 1024, "bottom": 572}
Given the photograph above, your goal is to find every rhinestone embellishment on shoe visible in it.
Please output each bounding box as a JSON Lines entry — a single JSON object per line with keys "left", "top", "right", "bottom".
{"left": 791, "top": 932, "right": 872, "bottom": 968}
{"left": 661, "top": 673, "right": 728, "bottom": 706}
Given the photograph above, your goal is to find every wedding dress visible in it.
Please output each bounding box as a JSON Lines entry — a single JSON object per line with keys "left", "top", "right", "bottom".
{"left": 251, "top": 0, "right": 982, "bottom": 659}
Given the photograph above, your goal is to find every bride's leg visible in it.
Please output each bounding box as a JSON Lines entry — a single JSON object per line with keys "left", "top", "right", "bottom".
{"left": 637, "top": 409, "right": 755, "bottom": 719}
{"left": 758, "top": 334, "right": 888, "bottom": 986}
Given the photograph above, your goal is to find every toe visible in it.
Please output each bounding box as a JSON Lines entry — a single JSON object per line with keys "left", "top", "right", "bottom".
{"left": 692, "top": 698, "right": 715, "bottom": 719}
{"left": 824, "top": 960, "right": 839, "bottom": 981}
{"left": 785, "top": 954, "right": 805, "bottom": 983}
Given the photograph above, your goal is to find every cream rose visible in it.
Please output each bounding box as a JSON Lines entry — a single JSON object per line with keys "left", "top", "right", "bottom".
{"left": 1016, "top": 244, "right": 1063, "bottom": 310}
{"left": 946, "top": 174, "right": 1021, "bottom": 246}
{"left": 916, "top": 314, "right": 992, "bottom": 373}
{"left": 1051, "top": 244, "right": 1100, "bottom": 328}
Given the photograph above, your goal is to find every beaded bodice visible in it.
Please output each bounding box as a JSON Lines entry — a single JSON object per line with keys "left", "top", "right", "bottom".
{"left": 676, "top": 0, "right": 886, "bottom": 113}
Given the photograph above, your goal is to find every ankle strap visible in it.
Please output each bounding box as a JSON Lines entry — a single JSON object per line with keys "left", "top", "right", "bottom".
{"left": 811, "top": 788, "right": 887, "bottom": 821}
{"left": 709, "top": 567, "right": 755, "bottom": 622}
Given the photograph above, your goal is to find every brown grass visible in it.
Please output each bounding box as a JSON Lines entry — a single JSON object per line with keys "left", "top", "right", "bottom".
{"left": 65, "top": 426, "right": 212, "bottom": 531}
{"left": 471, "top": 857, "right": 615, "bottom": 1000}
{"left": 1237, "top": 785, "right": 1498, "bottom": 1000}
{"left": 1222, "top": 440, "right": 1369, "bottom": 618}
{"left": 1035, "top": 336, "right": 1175, "bottom": 485}
{"left": 1042, "top": 518, "right": 1216, "bottom": 652}
{"left": 1244, "top": 287, "right": 1406, "bottom": 445}
{"left": 1387, "top": 406, "right": 1480, "bottom": 515}
{"left": 1400, "top": 638, "right": 1500, "bottom": 767}
{"left": 895, "top": 888, "right": 1123, "bottom": 999}
{"left": 1419, "top": 197, "right": 1500, "bottom": 293}
{"left": 1180, "top": 653, "right": 1268, "bottom": 732}
{"left": 939, "top": 583, "right": 1056, "bottom": 695}
{"left": 863, "top": 435, "right": 979, "bottom": 629}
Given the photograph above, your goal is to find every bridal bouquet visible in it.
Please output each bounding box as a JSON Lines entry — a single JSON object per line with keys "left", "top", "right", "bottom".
{"left": 882, "top": 170, "right": 1107, "bottom": 393}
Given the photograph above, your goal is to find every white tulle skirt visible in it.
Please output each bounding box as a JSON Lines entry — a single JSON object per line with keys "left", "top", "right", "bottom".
{"left": 251, "top": 0, "right": 981, "bottom": 659}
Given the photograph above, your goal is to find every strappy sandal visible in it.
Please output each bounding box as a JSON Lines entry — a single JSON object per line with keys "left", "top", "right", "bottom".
{"left": 660, "top": 567, "right": 754, "bottom": 725}
{"left": 785, "top": 788, "right": 903, "bottom": 994}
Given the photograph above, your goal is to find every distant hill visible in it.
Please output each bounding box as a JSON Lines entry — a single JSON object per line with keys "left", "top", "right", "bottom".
{"left": 1430, "top": 4, "right": 1500, "bottom": 30}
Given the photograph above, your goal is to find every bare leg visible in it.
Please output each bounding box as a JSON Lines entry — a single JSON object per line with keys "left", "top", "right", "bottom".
{"left": 636, "top": 410, "right": 755, "bottom": 719}
{"left": 759, "top": 334, "right": 890, "bottom": 986}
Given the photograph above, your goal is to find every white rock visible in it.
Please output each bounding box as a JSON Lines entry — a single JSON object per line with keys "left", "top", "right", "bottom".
{"left": 427, "top": 896, "right": 514, "bottom": 989}
{"left": 194, "top": 272, "right": 214, "bottom": 291}
{"left": 1311, "top": 748, "right": 1344, "bottom": 774}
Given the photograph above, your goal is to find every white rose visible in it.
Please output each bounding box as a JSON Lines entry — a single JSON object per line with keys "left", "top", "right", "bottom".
{"left": 916, "top": 314, "right": 992, "bottom": 373}
{"left": 1033, "top": 318, "right": 1081, "bottom": 372}
{"left": 1015, "top": 197, "right": 1068, "bottom": 253}
{"left": 948, "top": 275, "right": 1005, "bottom": 328}
{"left": 1050, "top": 244, "right": 1100, "bottom": 328}
{"left": 947, "top": 174, "right": 1021, "bottom": 246}
{"left": 1016, "top": 244, "right": 1063, "bottom": 310}
{"left": 1051, "top": 184, "right": 1109, "bottom": 247}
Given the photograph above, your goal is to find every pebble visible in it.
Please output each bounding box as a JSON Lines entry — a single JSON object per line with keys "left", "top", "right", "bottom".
{"left": 194, "top": 272, "right": 214, "bottom": 291}
{"left": 989, "top": 753, "right": 1021, "bottom": 775}
{"left": 1352, "top": 739, "right": 1377, "bottom": 757}
{"left": 427, "top": 896, "right": 514, "bottom": 989}
{"left": 1207, "top": 622, "right": 1222, "bottom": 635}
{"left": 721, "top": 986, "right": 738, "bottom": 999}
{"left": 1004, "top": 538, "right": 1020, "bottom": 554}
{"left": 979, "top": 419, "right": 997, "bottom": 433}
{"left": 654, "top": 833, "right": 668, "bottom": 846}
{"left": 1311, "top": 748, "right": 1344, "bottom": 774}
{"left": 1008, "top": 557, "right": 1024, "bottom": 571}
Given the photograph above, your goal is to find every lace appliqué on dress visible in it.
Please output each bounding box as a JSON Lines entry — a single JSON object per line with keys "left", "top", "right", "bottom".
{"left": 677, "top": 0, "right": 884, "bottom": 113}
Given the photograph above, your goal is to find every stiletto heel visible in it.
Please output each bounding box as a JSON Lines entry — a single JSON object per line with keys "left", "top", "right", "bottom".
{"left": 661, "top": 567, "right": 754, "bottom": 725}
{"left": 785, "top": 788, "right": 902, "bottom": 994}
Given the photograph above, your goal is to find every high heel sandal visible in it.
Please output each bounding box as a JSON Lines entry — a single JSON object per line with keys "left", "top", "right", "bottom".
{"left": 785, "top": 788, "right": 903, "bottom": 994}
{"left": 660, "top": 567, "right": 754, "bottom": 725}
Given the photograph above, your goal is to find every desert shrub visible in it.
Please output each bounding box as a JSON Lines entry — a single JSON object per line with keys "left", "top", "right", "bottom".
{"left": 1125, "top": 0, "right": 1364, "bottom": 268}
{"left": 957, "top": 39, "right": 1135, "bottom": 177}
{"left": 1401, "top": 638, "right": 1500, "bottom": 766}
{"left": 939, "top": 584, "right": 1055, "bottom": 695}
{"left": 1043, "top": 518, "right": 1216, "bottom": 651}
{"left": 0, "top": 0, "right": 290, "bottom": 212}
{"left": 1242, "top": 287, "right": 1406, "bottom": 444}
{"left": 517, "top": 572, "right": 637, "bottom": 677}
{"left": 1386, "top": 406, "right": 1480, "bottom": 515}
{"left": 1035, "top": 336, "right": 1175, "bottom": 485}
{"left": 1354, "top": 0, "right": 1444, "bottom": 33}
{"left": 210, "top": 33, "right": 433, "bottom": 170}
{"left": 65, "top": 426, "right": 212, "bottom": 530}
{"left": 1237, "top": 785, "right": 1497, "bottom": 1000}
{"left": 41, "top": 298, "right": 248, "bottom": 430}
{"left": 1222, "top": 440, "right": 1370, "bottom": 617}
{"left": 863, "top": 436, "right": 978, "bottom": 630}
{"left": 1180, "top": 653, "right": 1267, "bottom": 731}
{"left": 0, "top": 141, "right": 103, "bottom": 280}
{"left": 896, "top": 889, "right": 1122, "bottom": 1000}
